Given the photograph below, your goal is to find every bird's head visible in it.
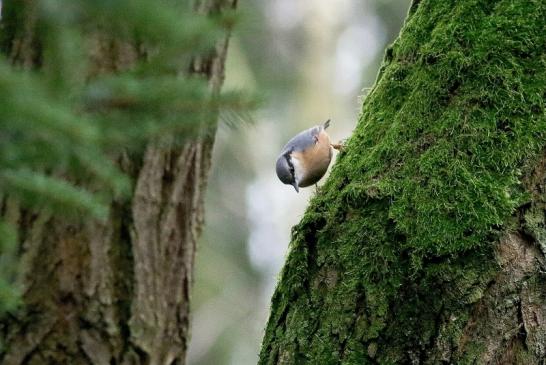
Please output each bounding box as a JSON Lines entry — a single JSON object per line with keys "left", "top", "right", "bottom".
{"left": 275, "top": 152, "right": 299, "bottom": 192}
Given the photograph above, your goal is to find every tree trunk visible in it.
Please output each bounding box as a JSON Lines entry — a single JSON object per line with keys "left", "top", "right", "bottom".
{"left": 260, "top": 1, "right": 546, "bottom": 364}
{"left": 0, "top": 1, "right": 235, "bottom": 364}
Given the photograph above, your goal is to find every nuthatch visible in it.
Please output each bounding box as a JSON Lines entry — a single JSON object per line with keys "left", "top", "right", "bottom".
{"left": 276, "top": 120, "right": 341, "bottom": 192}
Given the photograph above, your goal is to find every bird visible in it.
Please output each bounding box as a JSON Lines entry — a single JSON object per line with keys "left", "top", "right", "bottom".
{"left": 276, "top": 119, "right": 342, "bottom": 192}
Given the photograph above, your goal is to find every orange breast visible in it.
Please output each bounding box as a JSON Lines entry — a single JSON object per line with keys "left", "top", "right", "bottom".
{"left": 292, "top": 130, "right": 332, "bottom": 187}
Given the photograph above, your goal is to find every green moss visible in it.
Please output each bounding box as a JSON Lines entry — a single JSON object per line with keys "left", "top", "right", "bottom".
{"left": 457, "top": 341, "right": 487, "bottom": 365}
{"left": 260, "top": 0, "right": 546, "bottom": 363}
{"left": 523, "top": 204, "right": 546, "bottom": 255}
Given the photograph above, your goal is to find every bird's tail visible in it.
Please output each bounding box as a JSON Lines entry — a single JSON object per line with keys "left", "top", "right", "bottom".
{"left": 323, "top": 119, "right": 331, "bottom": 129}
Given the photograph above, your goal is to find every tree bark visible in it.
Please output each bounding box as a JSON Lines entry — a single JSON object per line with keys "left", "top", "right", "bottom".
{"left": 0, "top": 1, "right": 236, "bottom": 364}
{"left": 260, "top": 1, "right": 546, "bottom": 364}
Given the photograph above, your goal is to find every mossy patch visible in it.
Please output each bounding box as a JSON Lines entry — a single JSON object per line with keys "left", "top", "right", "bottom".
{"left": 260, "top": 0, "right": 546, "bottom": 363}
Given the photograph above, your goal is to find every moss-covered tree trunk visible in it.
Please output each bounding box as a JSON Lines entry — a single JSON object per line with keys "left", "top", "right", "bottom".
{"left": 260, "top": 1, "right": 546, "bottom": 363}
{"left": 0, "top": 1, "right": 235, "bottom": 364}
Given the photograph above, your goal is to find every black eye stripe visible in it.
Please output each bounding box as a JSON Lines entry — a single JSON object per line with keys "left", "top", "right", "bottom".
{"left": 284, "top": 153, "right": 295, "bottom": 176}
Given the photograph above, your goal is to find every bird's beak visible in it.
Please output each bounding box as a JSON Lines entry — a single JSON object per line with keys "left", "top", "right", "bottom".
{"left": 292, "top": 182, "right": 299, "bottom": 193}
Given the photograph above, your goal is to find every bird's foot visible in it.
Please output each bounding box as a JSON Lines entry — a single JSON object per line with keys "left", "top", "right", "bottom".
{"left": 331, "top": 141, "right": 345, "bottom": 151}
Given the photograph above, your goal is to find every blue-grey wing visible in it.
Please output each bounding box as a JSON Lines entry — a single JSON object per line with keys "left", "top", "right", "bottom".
{"left": 281, "top": 125, "right": 321, "bottom": 154}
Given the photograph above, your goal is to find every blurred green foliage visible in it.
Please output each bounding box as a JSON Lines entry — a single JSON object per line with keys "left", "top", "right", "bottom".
{"left": 0, "top": 0, "right": 248, "bottom": 314}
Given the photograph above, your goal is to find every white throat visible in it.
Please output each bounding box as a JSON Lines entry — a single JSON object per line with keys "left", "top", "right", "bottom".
{"left": 291, "top": 155, "right": 303, "bottom": 185}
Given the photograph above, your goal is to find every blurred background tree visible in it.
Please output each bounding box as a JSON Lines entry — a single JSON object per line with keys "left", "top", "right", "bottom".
{"left": 0, "top": 0, "right": 244, "bottom": 363}
{"left": 189, "top": 1, "right": 411, "bottom": 364}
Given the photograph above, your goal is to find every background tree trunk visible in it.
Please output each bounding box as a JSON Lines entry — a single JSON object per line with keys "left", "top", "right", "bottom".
{"left": 260, "top": 0, "right": 546, "bottom": 364}
{"left": 0, "top": 1, "right": 236, "bottom": 364}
